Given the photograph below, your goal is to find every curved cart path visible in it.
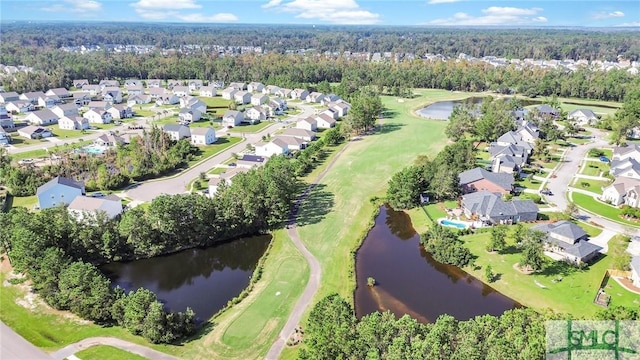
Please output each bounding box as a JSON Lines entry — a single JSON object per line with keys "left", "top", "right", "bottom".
{"left": 50, "top": 337, "right": 179, "bottom": 360}
{"left": 265, "top": 140, "right": 354, "bottom": 359}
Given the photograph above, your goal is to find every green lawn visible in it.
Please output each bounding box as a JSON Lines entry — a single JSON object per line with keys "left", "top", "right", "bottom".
{"left": 186, "top": 137, "right": 243, "bottom": 167}
{"left": 576, "top": 221, "right": 604, "bottom": 238}
{"left": 580, "top": 160, "right": 609, "bottom": 177}
{"left": 567, "top": 137, "right": 591, "bottom": 145}
{"left": 227, "top": 122, "right": 274, "bottom": 133}
{"left": 49, "top": 127, "right": 87, "bottom": 140}
{"left": 534, "top": 156, "right": 561, "bottom": 170}
{"left": 208, "top": 167, "right": 228, "bottom": 175}
{"left": 10, "top": 140, "right": 93, "bottom": 162}
{"left": 75, "top": 345, "right": 148, "bottom": 360}
{"left": 571, "top": 178, "right": 612, "bottom": 195}
{"left": 9, "top": 136, "right": 46, "bottom": 147}
{"left": 516, "top": 176, "right": 543, "bottom": 190}
{"left": 7, "top": 195, "right": 38, "bottom": 210}
{"left": 197, "top": 96, "right": 232, "bottom": 109}
{"left": 134, "top": 109, "right": 155, "bottom": 117}
{"left": 572, "top": 192, "right": 640, "bottom": 228}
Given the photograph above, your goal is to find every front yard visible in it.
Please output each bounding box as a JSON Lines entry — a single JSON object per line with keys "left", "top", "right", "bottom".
{"left": 227, "top": 121, "right": 274, "bottom": 133}
{"left": 572, "top": 192, "right": 640, "bottom": 228}
{"left": 580, "top": 160, "right": 609, "bottom": 177}
{"left": 571, "top": 178, "right": 612, "bottom": 195}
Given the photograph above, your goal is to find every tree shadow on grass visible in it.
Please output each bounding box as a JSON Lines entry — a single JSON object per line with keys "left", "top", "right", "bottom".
{"left": 372, "top": 122, "right": 404, "bottom": 136}
{"left": 499, "top": 245, "right": 521, "bottom": 255}
{"left": 175, "top": 321, "right": 216, "bottom": 345}
{"left": 296, "top": 183, "right": 335, "bottom": 227}
{"left": 539, "top": 259, "right": 578, "bottom": 278}
{"left": 381, "top": 109, "right": 398, "bottom": 118}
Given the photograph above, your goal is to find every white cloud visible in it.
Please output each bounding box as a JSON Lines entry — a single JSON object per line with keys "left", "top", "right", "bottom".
{"left": 130, "top": 0, "right": 235, "bottom": 22}
{"left": 177, "top": 13, "right": 239, "bottom": 22}
{"left": 616, "top": 22, "right": 640, "bottom": 27}
{"left": 430, "top": 6, "right": 548, "bottom": 26}
{"left": 131, "top": 0, "right": 201, "bottom": 10}
{"left": 43, "top": 0, "right": 102, "bottom": 14}
{"left": 428, "top": 0, "right": 461, "bottom": 4}
{"left": 263, "top": 0, "right": 380, "bottom": 24}
{"left": 593, "top": 10, "right": 625, "bottom": 20}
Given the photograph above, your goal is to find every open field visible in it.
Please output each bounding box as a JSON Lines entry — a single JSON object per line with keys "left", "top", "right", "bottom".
{"left": 572, "top": 192, "right": 640, "bottom": 227}
{"left": 75, "top": 345, "right": 148, "bottom": 360}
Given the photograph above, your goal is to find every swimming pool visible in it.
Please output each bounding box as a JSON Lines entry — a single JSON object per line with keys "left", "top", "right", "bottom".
{"left": 438, "top": 218, "right": 469, "bottom": 229}
{"left": 79, "top": 145, "right": 107, "bottom": 154}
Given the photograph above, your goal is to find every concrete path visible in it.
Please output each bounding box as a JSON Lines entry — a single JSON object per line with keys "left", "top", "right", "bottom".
{"left": 587, "top": 228, "right": 617, "bottom": 253}
{"left": 50, "top": 337, "right": 178, "bottom": 360}
{"left": 0, "top": 321, "right": 53, "bottom": 360}
{"left": 573, "top": 174, "right": 610, "bottom": 181}
{"left": 265, "top": 135, "right": 354, "bottom": 360}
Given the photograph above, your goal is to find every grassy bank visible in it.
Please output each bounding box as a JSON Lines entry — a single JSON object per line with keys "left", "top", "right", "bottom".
{"left": 572, "top": 192, "right": 640, "bottom": 228}
{"left": 75, "top": 345, "right": 148, "bottom": 360}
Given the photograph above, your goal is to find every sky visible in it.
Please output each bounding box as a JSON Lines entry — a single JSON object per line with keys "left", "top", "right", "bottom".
{"left": 1, "top": 0, "right": 639, "bottom": 27}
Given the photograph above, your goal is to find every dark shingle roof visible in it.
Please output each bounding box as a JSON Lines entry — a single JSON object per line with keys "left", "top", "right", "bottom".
{"left": 36, "top": 176, "right": 84, "bottom": 196}
{"left": 461, "top": 191, "right": 537, "bottom": 218}
{"left": 531, "top": 220, "right": 588, "bottom": 243}
{"left": 458, "top": 167, "right": 514, "bottom": 191}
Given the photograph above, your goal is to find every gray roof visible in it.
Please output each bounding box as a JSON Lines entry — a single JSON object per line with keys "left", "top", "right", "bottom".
{"left": 631, "top": 256, "right": 640, "bottom": 273}
{"left": 497, "top": 131, "right": 522, "bottom": 145}
{"left": 613, "top": 144, "right": 640, "bottom": 159}
{"left": 611, "top": 158, "right": 640, "bottom": 177}
{"left": 531, "top": 220, "right": 588, "bottom": 243}
{"left": 551, "top": 239, "right": 602, "bottom": 259}
{"left": 458, "top": 167, "right": 514, "bottom": 191}
{"left": 224, "top": 110, "right": 242, "bottom": 119}
{"left": 489, "top": 144, "right": 527, "bottom": 159}
{"left": 162, "top": 124, "right": 188, "bottom": 132}
{"left": 536, "top": 104, "right": 559, "bottom": 114}
{"left": 36, "top": 176, "right": 84, "bottom": 195}
{"left": 568, "top": 109, "right": 597, "bottom": 119}
{"left": 461, "top": 191, "right": 537, "bottom": 218}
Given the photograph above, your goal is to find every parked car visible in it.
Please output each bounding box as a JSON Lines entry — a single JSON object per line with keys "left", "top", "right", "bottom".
{"left": 540, "top": 189, "right": 553, "bottom": 196}
{"left": 599, "top": 156, "right": 610, "bottom": 163}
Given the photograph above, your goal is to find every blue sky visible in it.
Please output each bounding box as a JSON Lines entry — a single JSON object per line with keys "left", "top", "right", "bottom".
{"left": 2, "top": 1, "right": 639, "bottom": 27}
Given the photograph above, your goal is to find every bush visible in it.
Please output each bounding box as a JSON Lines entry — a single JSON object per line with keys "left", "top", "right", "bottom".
{"left": 588, "top": 149, "right": 605, "bottom": 157}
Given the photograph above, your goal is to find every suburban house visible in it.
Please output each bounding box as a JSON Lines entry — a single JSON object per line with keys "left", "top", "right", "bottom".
{"left": 127, "top": 94, "right": 151, "bottom": 106}
{"left": 51, "top": 103, "right": 79, "bottom": 118}
{"left": 172, "top": 86, "right": 190, "bottom": 97}
{"left": 125, "top": 79, "right": 143, "bottom": 87}
{"left": 251, "top": 94, "right": 269, "bottom": 106}
{"left": 26, "top": 109, "right": 59, "bottom": 125}
{"left": 277, "top": 88, "right": 293, "bottom": 99}
{"left": 263, "top": 85, "right": 280, "bottom": 95}
{"left": 102, "top": 87, "right": 122, "bottom": 104}
{"left": 568, "top": 109, "right": 598, "bottom": 125}
{"left": 83, "top": 109, "right": 112, "bottom": 124}
{"left": 199, "top": 86, "right": 217, "bottom": 97}
{"left": 19, "top": 91, "right": 47, "bottom": 104}
{"left": 46, "top": 88, "right": 71, "bottom": 99}
{"left": 0, "top": 105, "right": 14, "bottom": 128}
{"left": 461, "top": 191, "right": 538, "bottom": 225}
{"left": 190, "top": 127, "right": 217, "bottom": 145}
{"left": 631, "top": 256, "right": 640, "bottom": 288}
{"left": 234, "top": 91, "right": 251, "bottom": 104}
{"left": 36, "top": 176, "right": 85, "bottom": 209}
{"left": 602, "top": 178, "right": 640, "bottom": 207}
{"left": 208, "top": 167, "right": 250, "bottom": 196}
{"left": 329, "top": 101, "right": 350, "bottom": 117}
{"left": 88, "top": 101, "right": 110, "bottom": 111}
{"left": 236, "top": 154, "right": 266, "bottom": 168}
{"left": 166, "top": 80, "right": 183, "bottom": 89}
{"left": 162, "top": 124, "right": 191, "bottom": 141}
{"left": 82, "top": 84, "right": 101, "bottom": 96}
{"left": 321, "top": 94, "right": 341, "bottom": 105}
{"left": 533, "top": 104, "right": 560, "bottom": 119}
{"left": 146, "top": 79, "right": 162, "bottom": 88}
{"left": 222, "top": 110, "right": 244, "bottom": 127}
{"left": 297, "top": 117, "right": 317, "bottom": 131}
{"left": 73, "top": 79, "right": 89, "bottom": 88}
{"left": 180, "top": 97, "right": 207, "bottom": 113}
{"left": 515, "top": 122, "right": 540, "bottom": 144}
{"left": 6, "top": 100, "right": 34, "bottom": 113}
{"left": 322, "top": 108, "right": 339, "bottom": 120}
{"left": 107, "top": 105, "right": 133, "bottom": 120}
{"left": 155, "top": 94, "right": 179, "bottom": 106}
{"left": 37, "top": 96, "right": 58, "bottom": 108}
{"left": 245, "top": 106, "right": 267, "bottom": 122}
{"left": 610, "top": 159, "right": 640, "bottom": 180}
{"left": 458, "top": 167, "right": 514, "bottom": 195}
{"left": 315, "top": 114, "right": 336, "bottom": 128}
{"left": 0, "top": 128, "right": 10, "bottom": 145}
{"left": 489, "top": 144, "right": 529, "bottom": 173}
{"left": 531, "top": 221, "right": 603, "bottom": 264}
{"left": 210, "top": 81, "right": 225, "bottom": 89}
{"left": 0, "top": 91, "right": 19, "bottom": 103}
{"left": 187, "top": 80, "right": 203, "bottom": 91}
{"left": 306, "top": 92, "right": 325, "bottom": 103}
{"left": 148, "top": 87, "right": 168, "bottom": 99}
{"left": 496, "top": 131, "right": 534, "bottom": 153}
{"left": 58, "top": 116, "right": 89, "bottom": 130}
{"left": 94, "top": 134, "right": 126, "bottom": 147}
{"left": 99, "top": 80, "right": 119, "bottom": 89}
{"left": 228, "top": 82, "right": 246, "bottom": 90}
{"left": 247, "top": 82, "right": 265, "bottom": 93}
{"left": 221, "top": 87, "right": 238, "bottom": 100}
{"left": 126, "top": 84, "right": 145, "bottom": 96}
{"left": 275, "top": 135, "right": 306, "bottom": 151}
{"left": 18, "top": 125, "right": 52, "bottom": 139}
{"left": 68, "top": 195, "right": 123, "bottom": 221}
{"left": 255, "top": 137, "right": 289, "bottom": 157}
{"left": 282, "top": 128, "right": 316, "bottom": 141}
{"left": 178, "top": 108, "right": 202, "bottom": 123}
{"left": 291, "top": 89, "right": 309, "bottom": 101}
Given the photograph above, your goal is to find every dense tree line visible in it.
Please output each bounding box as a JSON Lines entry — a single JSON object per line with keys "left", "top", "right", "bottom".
{"left": 386, "top": 140, "right": 476, "bottom": 210}
{"left": 301, "top": 294, "right": 639, "bottom": 360}
{"left": 0, "top": 127, "right": 198, "bottom": 196}
{"left": 1, "top": 47, "right": 638, "bottom": 102}
{"left": 2, "top": 23, "right": 639, "bottom": 60}
{"left": 420, "top": 225, "right": 473, "bottom": 267}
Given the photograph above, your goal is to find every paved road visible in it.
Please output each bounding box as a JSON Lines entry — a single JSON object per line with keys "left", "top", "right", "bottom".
{"left": 126, "top": 105, "right": 317, "bottom": 202}
{"left": 50, "top": 337, "right": 179, "bottom": 360}
{"left": 265, "top": 135, "right": 353, "bottom": 360}
{"left": 0, "top": 321, "right": 53, "bottom": 360}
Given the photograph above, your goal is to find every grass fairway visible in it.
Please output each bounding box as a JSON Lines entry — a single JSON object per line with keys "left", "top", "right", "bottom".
{"left": 75, "top": 345, "right": 148, "bottom": 360}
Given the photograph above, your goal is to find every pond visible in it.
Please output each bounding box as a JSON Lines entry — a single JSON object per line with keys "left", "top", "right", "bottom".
{"left": 354, "top": 206, "right": 520, "bottom": 322}
{"left": 416, "top": 97, "right": 541, "bottom": 120}
{"left": 102, "top": 235, "right": 271, "bottom": 322}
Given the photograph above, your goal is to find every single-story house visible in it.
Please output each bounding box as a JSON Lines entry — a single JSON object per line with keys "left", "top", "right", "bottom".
{"left": 236, "top": 154, "right": 266, "bottom": 168}
{"left": 221, "top": 87, "right": 238, "bottom": 100}
{"left": 458, "top": 167, "right": 514, "bottom": 195}
{"left": 5, "top": 100, "right": 34, "bottom": 113}
{"left": 234, "top": 91, "right": 251, "bottom": 104}
{"left": 0, "top": 91, "right": 19, "bottom": 103}
{"left": 59, "top": 116, "right": 89, "bottom": 130}
{"left": 83, "top": 109, "right": 112, "bottom": 124}
{"left": 94, "top": 134, "right": 126, "bottom": 147}
{"left": 297, "top": 117, "right": 317, "bottom": 131}
{"left": 190, "top": 127, "right": 217, "bottom": 145}
{"left": 199, "top": 86, "right": 217, "bottom": 97}
{"left": 255, "top": 138, "right": 289, "bottom": 157}
{"left": 36, "top": 176, "right": 85, "bottom": 209}
{"left": 245, "top": 106, "right": 267, "bottom": 122}
{"left": 281, "top": 128, "right": 316, "bottom": 141}
{"left": 51, "top": 103, "right": 79, "bottom": 118}
{"left": 568, "top": 109, "right": 598, "bottom": 125}
{"left": 162, "top": 124, "right": 191, "bottom": 141}
{"left": 247, "top": 82, "right": 264, "bottom": 93}
{"left": 461, "top": 191, "right": 538, "bottom": 225}
{"left": 251, "top": 94, "right": 269, "bottom": 106}
{"left": 18, "top": 125, "right": 52, "bottom": 139}
{"left": 68, "top": 195, "right": 123, "bottom": 221}
{"left": 531, "top": 221, "right": 602, "bottom": 264}
{"left": 26, "top": 109, "right": 59, "bottom": 125}
{"left": 222, "top": 110, "right": 244, "bottom": 127}
{"left": 315, "top": 114, "right": 336, "bottom": 128}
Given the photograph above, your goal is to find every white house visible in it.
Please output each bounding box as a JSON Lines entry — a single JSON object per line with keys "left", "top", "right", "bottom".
{"left": 0, "top": 105, "right": 14, "bottom": 129}
{"left": 82, "top": 85, "right": 101, "bottom": 96}
{"left": 6, "top": 100, "right": 33, "bottom": 113}
{"left": 222, "top": 110, "right": 244, "bottom": 127}
{"left": 190, "top": 127, "right": 217, "bottom": 145}
{"left": 166, "top": 80, "right": 183, "bottom": 89}
{"left": 234, "top": 91, "right": 251, "bottom": 104}
{"left": 94, "top": 134, "right": 126, "bottom": 147}
{"left": 187, "top": 80, "right": 203, "bottom": 91}
{"left": 207, "top": 167, "right": 250, "bottom": 196}
{"left": 73, "top": 79, "right": 89, "bottom": 88}
{"left": 37, "top": 96, "right": 57, "bottom": 108}
{"left": 127, "top": 94, "right": 151, "bottom": 106}
{"left": 228, "top": 82, "right": 246, "bottom": 90}
{"left": 291, "top": 89, "right": 309, "bottom": 101}
{"left": 263, "top": 85, "right": 280, "bottom": 95}
{"left": 329, "top": 101, "right": 350, "bottom": 118}
{"left": 107, "top": 105, "right": 133, "bottom": 120}
{"left": 321, "top": 108, "right": 339, "bottom": 120}
{"left": 255, "top": 138, "right": 289, "bottom": 157}
{"left": 162, "top": 124, "right": 191, "bottom": 141}
{"left": 221, "top": 87, "right": 238, "bottom": 100}
{"left": 148, "top": 88, "right": 167, "bottom": 99}
{"left": 19, "top": 91, "right": 47, "bottom": 104}
{"left": 306, "top": 92, "right": 325, "bottom": 103}
{"left": 180, "top": 96, "right": 207, "bottom": 113}
{"left": 297, "top": 117, "right": 317, "bottom": 131}
{"left": 282, "top": 128, "right": 316, "bottom": 141}
{"left": 276, "top": 135, "right": 307, "bottom": 151}
{"left": 59, "top": 116, "right": 89, "bottom": 130}
{"left": 251, "top": 93, "right": 269, "bottom": 106}
{"left": 199, "top": 86, "right": 217, "bottom": 97}
{"left": 18, "top": 125, "right": 52, "bottom": 139}
{"left": 126, "top": 84, "right": 145, "bottom": 96}
{"left": 68, "top": 195, "right": 123, "bottom": 221}
{"left": 26, "top": 109, "right": 59, "bottom": 125}
{"left": 172, "top": 86, "right": 190, "bottom": 97}
{"left": 88, "top": 101, "right": 110, "bottom": 111}
{"left": 102, "top": 87, "right": 122, "bottom": 104}
{"left": 51, "top": 103, "right": 79, "bottom": 118}
{"left": 178, "top": 108, "right": 202, "bottom": 123}
{"left": 0, "top": 92, "right": 19, "bottom": 103}
{"left": 245, "top": 106, "right": 267, "bottom": 122}
{"left": 247, "top": 82, "right": 264, "bottom": 93}
{"left": 631, "top": 256, "right": 640, "bottom": 288}
{"left": 146, "top": 79, "right": 162, "bottom": 88}
{"left": 568, "top": 109, "right": 598, "bottom": 125}
{"left": 277, "top": 88, "right": 292, "bottom": 99}
{"left": 83, "top": 109, "right": 112, "bottom": 124}
{"left": 315, "top": 113, "right": 336, "bottom": 128}
{"left": 156, "top": 94, "right": 180, "bottom": 106}
{"left": 46, "top": 88, "right": 71, "bottom": 99}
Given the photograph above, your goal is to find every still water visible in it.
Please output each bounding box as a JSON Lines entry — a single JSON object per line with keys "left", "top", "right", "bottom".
{"left": 102, "top": 235, "right": 271, "bottom": 322}
{"left": 355, "top": 206, "right": 520, "bottom": 322}
{"left": 416, "top": 97, "right": 541, "bottom": 120}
